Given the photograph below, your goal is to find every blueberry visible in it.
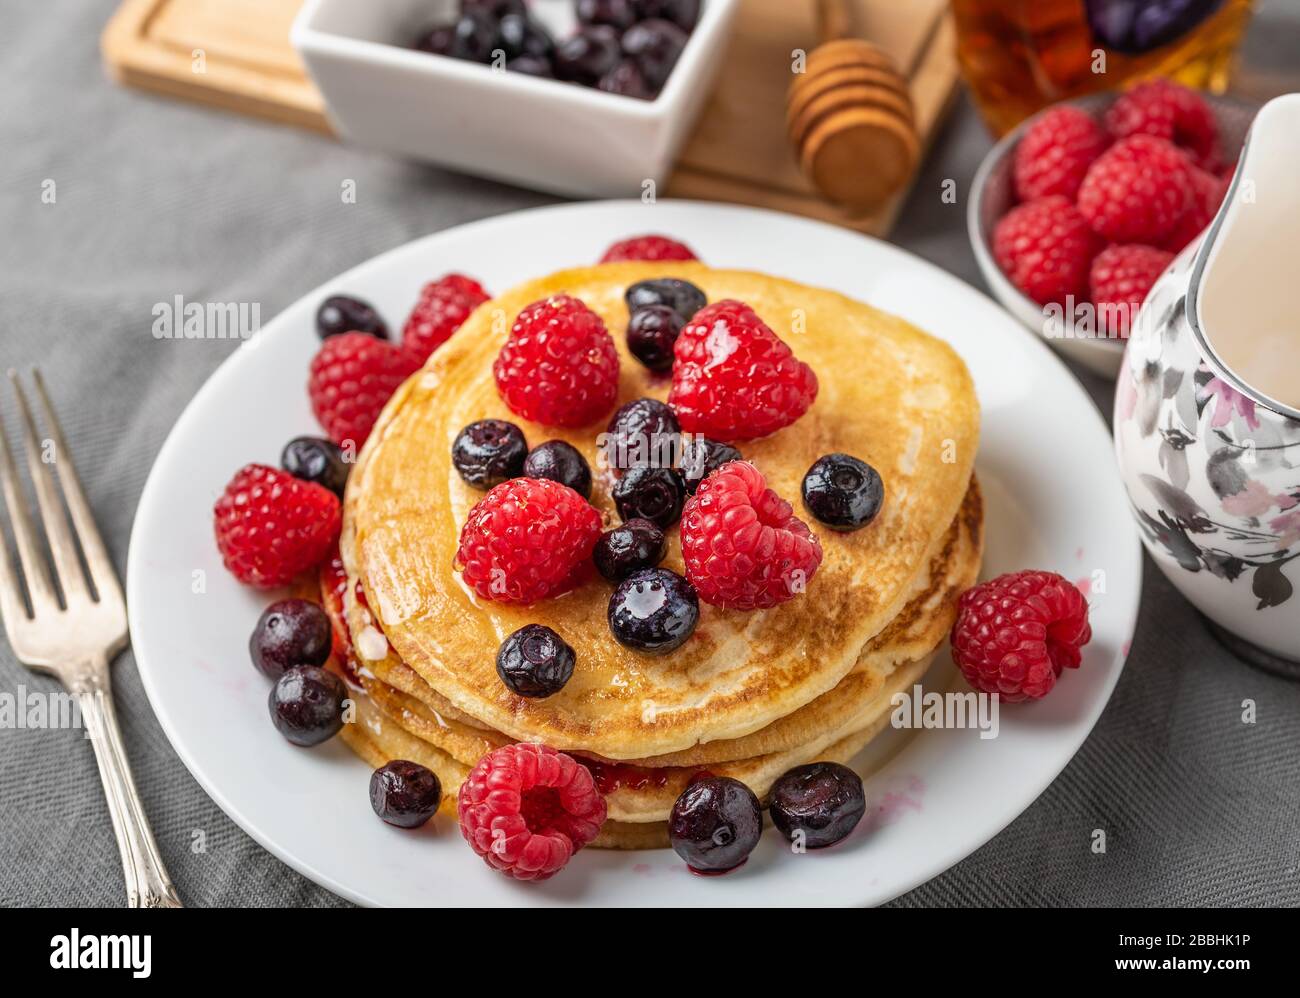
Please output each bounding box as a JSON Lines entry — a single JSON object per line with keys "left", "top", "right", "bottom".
{"left": 523, "top": 440, "right": 592, "bottom": 499}
{"left": 281, "top": 436, "right": 349, "bottom": 498}
{"left": 578, "top": 0, "right": 639, "bottom": 30}
{"left": 554, "top": 25, "right": 622, "bottom": 85}
{"left": 613, "top": 466, "right": 684, "bottom": 529}
{"left": 769, "top": 762, "right": 866, "bottom": 849}
{"left": 370, "top": 760, "right": 443, "bottom": 828}
{"left": 620, "top": 19, "right": 688, "bottom": 91}
{"left": 465, "top": 0, "right": 526, "bottom": 17}
{"left": 450, "top": 9, "right": 499, "bottom": 63}
{"left": 249, "top": 599, "right": 332, "bottom": 680}
{"left": 452, "top": 419, "right": 528, "bottom": 489}
{"left": 508, "top": 55, "right": 555, "bottom": 78}
{"left": 668, "top": 776, "right": 762, "bottom": 873}
{"left": 624, "top": 277, "right": 707, "bottom": 322}
{"left": 625, "top": 305, "right": 683, "bottom": 370}
{"left": 496, "top": 624, "right": 576, "bottom": 698}
{"left": 268, "top": 665, "right": 346, "bottom": 746}
{"left": 603, "top": 398, "right": 681, "bottom": 476}
{"left": 608, "top": 568, "right": 698, "bottom": 653}
{"left": 498, "top": 14, "right": 554, "bottom": 61}
{"left": 598, "top": 58, "right": 654, "bottom": 99}
{"left": 594, "top": 518, "right": 666, "bottom": 581}
{"left": 1084, "top": 0, "right": 1221, "bottom": 54}
{"left": 414, "top": 25, "right": 455, "bottom": 56}
{"left": 316, "top": 295, "right": 387, "bottom": 340}
{"left": 801, "top": 453, "right": 884, "bottom": 531}
{"left": 679, "top": 437, "right": 741, "bottom": 495}
{"left": 638, "top": 0, "right": 702, "bottom": 32}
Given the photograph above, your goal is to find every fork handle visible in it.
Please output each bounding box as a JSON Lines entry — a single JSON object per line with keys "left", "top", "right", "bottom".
{"left": 72, "top": 663, "right": 183, "bottom": 908}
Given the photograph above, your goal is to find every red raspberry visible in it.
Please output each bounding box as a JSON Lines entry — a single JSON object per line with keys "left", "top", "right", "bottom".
{"left": 1161, "top": 167, "right": 1229, "bottom": 254}
{"left": 401, "top": 273, "right": 489, "bottom": 367}
{"left": 1077, "top": 135, "right": 1193, "bottom": 244}
{"left": 950, "top": 570, "right": 1091, "bottom": 702}
{"left": 1089, "top": 243, "right": 1173, "bottom": 339}
{"left": 992, "top": 196, "right": 1099, "bottom": 306}
{"left": 308, "top": 331, "right": 417, "bottom": 449}
{"left": 456, "top": 477, "right": 602, "bottom": 604}
{"left": 680, "top": 460, "right": 822, "bottom": 610}
{"left": 1013, "top": 104, "right": 1109, "bottom": 201}
{"left": 458, "top": 743, "right": 607, "bottom": 881}
{"left": 493, "top": 294, "right": 620, "bottom": 428}
{"left": 668, "top": 300, "right": 818, "bottom": 441}
{"left": 1104, "top": 78, "right": 1219, "bottom": 169}
{"left": 599, "top": 234, "right": 698, "bottom": 263}
{"left": 213, "top": 465, "right": 341, "bottom": 588}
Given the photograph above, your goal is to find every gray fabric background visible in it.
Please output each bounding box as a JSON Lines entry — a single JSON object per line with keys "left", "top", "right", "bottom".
{"left": 1, "top": 0, "right": 1297, "bottom": 908}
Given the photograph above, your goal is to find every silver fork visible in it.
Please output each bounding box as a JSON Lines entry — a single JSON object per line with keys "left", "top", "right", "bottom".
{"left": 0, "top": 369, "right": 181, "bottom": 908}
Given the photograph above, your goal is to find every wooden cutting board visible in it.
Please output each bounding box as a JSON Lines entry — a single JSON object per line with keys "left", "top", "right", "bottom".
{"left": 102, "top": 0, "right": 959, "bottom": 235}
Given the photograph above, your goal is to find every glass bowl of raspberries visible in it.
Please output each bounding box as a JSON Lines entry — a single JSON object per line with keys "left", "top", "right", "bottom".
{"left": 969, "top": 80, "right": 1258, "bottom": 378}
{"left": 292, "top": 0, "right": 739, "bottom": 198}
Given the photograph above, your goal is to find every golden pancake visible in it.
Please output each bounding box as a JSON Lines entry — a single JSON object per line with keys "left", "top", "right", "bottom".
{"left": 343, "top": 263, "right": 979, "bottom": 760}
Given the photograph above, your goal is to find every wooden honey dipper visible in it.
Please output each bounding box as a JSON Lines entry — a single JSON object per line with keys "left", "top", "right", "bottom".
{"left": 786, "top": 0, "right": 919, "bottom": 211}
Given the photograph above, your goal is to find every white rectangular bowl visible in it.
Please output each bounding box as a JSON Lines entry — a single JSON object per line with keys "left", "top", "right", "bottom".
{"left": 292, "top": 0, "right": 739, "bottom": 198}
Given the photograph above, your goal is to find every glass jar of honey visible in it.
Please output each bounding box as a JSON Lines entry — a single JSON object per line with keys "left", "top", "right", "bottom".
{"left": 953, "top": 0, "right": 1255, "bottom": 134}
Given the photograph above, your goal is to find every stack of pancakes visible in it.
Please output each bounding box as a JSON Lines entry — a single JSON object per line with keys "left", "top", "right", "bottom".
{"left": 328, "top": 262, "right": 982, "bottom": 849}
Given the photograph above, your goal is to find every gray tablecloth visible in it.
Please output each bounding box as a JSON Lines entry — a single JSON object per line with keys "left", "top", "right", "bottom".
{"left": 1, "top": 0, "right": 1298, "bottom": 908}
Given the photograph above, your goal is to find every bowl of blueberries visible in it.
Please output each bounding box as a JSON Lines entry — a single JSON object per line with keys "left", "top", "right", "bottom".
{"left": 293, "top": 0, "right": 739, "bottom": 197}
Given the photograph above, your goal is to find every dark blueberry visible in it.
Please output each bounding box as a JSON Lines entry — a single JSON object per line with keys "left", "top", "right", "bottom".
{"left": 554, "top": 25, "right": 622, "bottom": 85}
{"left": 668, "top": 776, "right": 762, "bottom": 873}
{"left": 603, "top": 397, "right": 681, "bottom": 476}
{"left": 496, "top": 624, "right": 576, "bottom": 698}
{"left": 598, "top": 59, "right": 654, "bottom": 99}
{"left": 608, "top": 568, "right": 698, "bottom": 653}
{"left": 523, "top": 440, "right": 592, "bottom": 499}
{"left": 801, "top": 453, "right": 884, "bottom": 531}
{"left": 452, "top": 419, "right": 528, "bottom": 489}
{"left": 281, "top": 436, "right": 349, "bottom": 498}
{"left": 370, "top": 760, "right": 443, "bottom": 828}
{"left": 1084, "top": 0, "right": 1222, "bottom": 54}
{"left": 625, "top": 305, "right": 682, "bottom": 370}
{"left": 507, "top": 55, "right": 555, "bottom": 78}
{"left": 578, "top": 0, "right": 639, "bottom": 30}
{"left": 624, "top": 277, "right": 707, "bottom": 322}
{"left": 620, "top": 19, "right": 687, "bottom": 91}
{"left": 450, "top": 9, "right": 499, "bottom": 63}
{"left": 637, "top": 0, "right": 702, "bottom": 32}
{"left": 769, "top": 762, "right": 866, "bottom": 849}
{"left": 613, "top": 466, "right": 684, "bottom": 529}
{"left": 678, "top": 436, "right": 741, "bottom": 495}
{"left": 594, "top": 518, "right": 667, "bottom": 582}
{"left": 249, "top": 599, "right": 332, "bottom": 680}
{"left": 498, "top": 14, "right": 554, "bottom": 61}
{"left": 414, "top": 24, "right": 456, "bottom": 56}
{"left": 316, "top": 294, "right": 387, "bottom": 340}
{"left": 268, "top": 665, "right": 346, "bottom": 746}
{"left": 465, "top": 0, "right": 527, "bottom": 17}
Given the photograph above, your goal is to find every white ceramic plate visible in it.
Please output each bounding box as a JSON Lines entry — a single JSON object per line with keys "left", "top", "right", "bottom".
{"left": 127, "top": 201, "right": 1141, "bottom": 907}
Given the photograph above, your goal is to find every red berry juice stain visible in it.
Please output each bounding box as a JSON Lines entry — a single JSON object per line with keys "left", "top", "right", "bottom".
{"left": 1074, "top": 576, "right": 1092, "bottom": 597}
{"left": 688, "top": 858, "right": 747, "bottom": 877}
{"left": 581, "top": 760, "right": 672, "bottom": 796}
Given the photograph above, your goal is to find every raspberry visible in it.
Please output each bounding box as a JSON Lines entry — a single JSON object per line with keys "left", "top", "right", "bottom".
{"left": 1089, "top": 243, "right": 1174, "bottom": 339}
{"left": 401, "top": 273, "right": 489, "bottom": 367}
{"left": 1105, "top": 78, "right": 1219, "bottom": 169}
{"left": 456, "top": 477, "right": 602, "bottom": 604}
{"left": 1161, "top": 167, "right": 1229, "bottom": 254}
{"left": 1013, "top": 104, "right": 1109, "bottom": 201}
{"left": 599, "top": 234, "right": 698, "bottom": 263}
{"left": 1077, "top": 135, "right": 1193, "bottom": 244}
{"left": 992, "top": 196, "right": 1099, "bottom": 306}
{"left": 458, "top": 743, "right": 607, "bottom": 881}
{"left": 950, "top": 570, "right": 1091, "bottom": 702}
{"left": 213, "top": 465, "right": 341, "bottom": 588}
{"left": 680, "top": 460, "right": 822, "bottom": 610}
{"left": 493, "top": 294, "right": 620, "bottom": 428}
{"left": 308, "top": 331, "right": 417, "bottom": 449}
{"left": 668, "top": 300, "right": 818, "bottom": 441}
